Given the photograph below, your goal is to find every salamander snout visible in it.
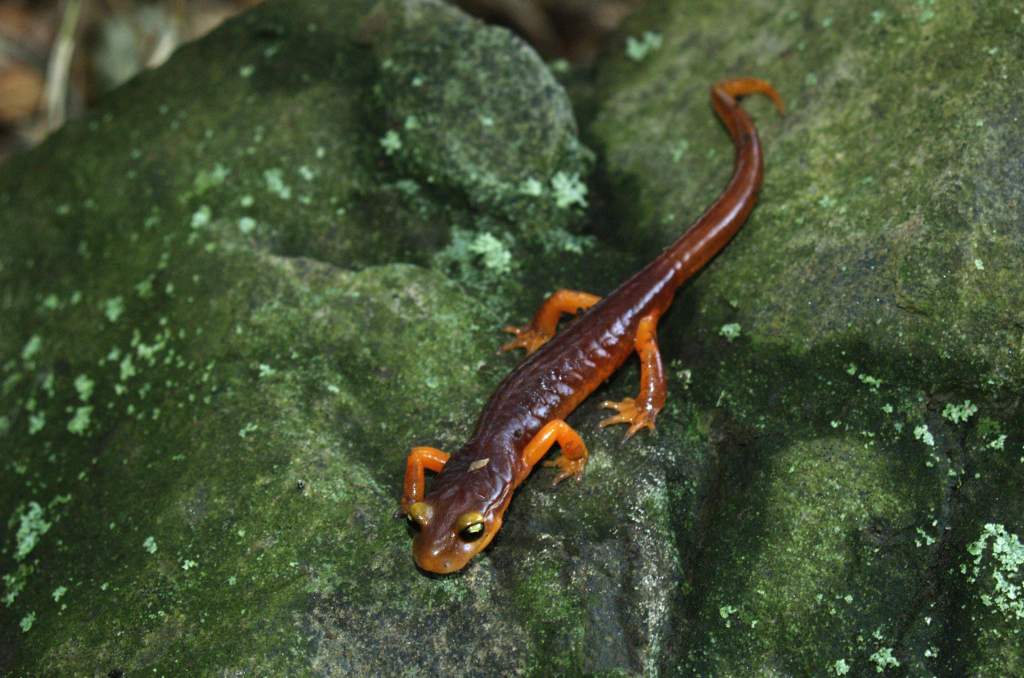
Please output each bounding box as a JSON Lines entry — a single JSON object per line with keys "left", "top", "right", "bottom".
{"left": 406, "top": 502, "right": 500, "bottom": 573}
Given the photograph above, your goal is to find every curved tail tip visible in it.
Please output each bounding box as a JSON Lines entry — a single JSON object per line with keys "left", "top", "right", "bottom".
{"left": 716, "top": 77, "right": 785, "bottom": 116}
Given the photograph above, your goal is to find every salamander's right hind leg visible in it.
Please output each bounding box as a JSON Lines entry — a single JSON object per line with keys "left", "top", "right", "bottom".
{"left": 600, "top": 312, "right": 666, "bottom": 438}
{"left": 500, "top": 289, "right": 601, "bottom": 355}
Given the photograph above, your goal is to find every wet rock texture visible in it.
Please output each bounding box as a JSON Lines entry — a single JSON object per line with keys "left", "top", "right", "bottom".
{"left": 1, "top": 0, "right": 1021, "bottom": 674}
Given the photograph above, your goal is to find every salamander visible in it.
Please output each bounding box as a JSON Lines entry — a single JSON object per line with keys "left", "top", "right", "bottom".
{"left": 400, "top": 78, "right": 783, "bottom": 573}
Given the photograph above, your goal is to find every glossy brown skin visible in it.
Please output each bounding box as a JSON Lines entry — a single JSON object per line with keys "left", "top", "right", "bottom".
{"left": 406, "top": 79, "right": 782, "bottom": 573}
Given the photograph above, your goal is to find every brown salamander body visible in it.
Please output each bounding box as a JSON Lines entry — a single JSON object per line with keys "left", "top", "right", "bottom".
{"left": 401, "top": 79, "right": 783, "bottom": 573}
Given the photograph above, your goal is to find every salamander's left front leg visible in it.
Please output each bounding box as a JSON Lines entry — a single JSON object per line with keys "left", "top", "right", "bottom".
{"left": 600, "top": 312, "right": 666, "bottom": 438}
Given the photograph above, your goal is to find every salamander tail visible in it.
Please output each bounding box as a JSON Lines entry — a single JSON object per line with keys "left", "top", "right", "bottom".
{"left": 716, "top": 78, "right": 785, "bottom": 116}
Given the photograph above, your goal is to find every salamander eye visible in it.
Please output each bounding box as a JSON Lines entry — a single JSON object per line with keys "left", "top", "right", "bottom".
{"left": 455, "top": 511, "right": 485, "bottom": 542}
{"left": 406, "top": 502, "right": 431, "bottom": 530}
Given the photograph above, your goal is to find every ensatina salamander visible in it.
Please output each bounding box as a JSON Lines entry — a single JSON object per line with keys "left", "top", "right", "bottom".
{"left": 401, "top": 78, "right": 783, "bottom": 573}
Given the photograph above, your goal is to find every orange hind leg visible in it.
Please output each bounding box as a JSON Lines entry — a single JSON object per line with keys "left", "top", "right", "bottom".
{"left": 600, "top": 312, "right": 666, "bottom": 438}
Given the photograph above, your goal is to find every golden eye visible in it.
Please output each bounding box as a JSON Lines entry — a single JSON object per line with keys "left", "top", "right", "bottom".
{"left": 455, "top": 511, "right": 485, "bottom": 542}
{"left": 406, "top": 502, "right": 431, "bottom": 529}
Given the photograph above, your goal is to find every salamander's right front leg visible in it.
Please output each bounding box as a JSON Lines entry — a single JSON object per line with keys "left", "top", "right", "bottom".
{"left": 400, "top": 446, "right": 449, "bottom": 516}
{"left": 501, "top": 289, "right": 601, "bottom": 355}
{"left": 522, "top": 419, "right": 590, "bottom": 485}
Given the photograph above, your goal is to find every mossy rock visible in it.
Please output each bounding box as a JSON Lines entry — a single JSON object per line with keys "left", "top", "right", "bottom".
{"left": 1, "top": 0, "right": 1021, "bottom": 674}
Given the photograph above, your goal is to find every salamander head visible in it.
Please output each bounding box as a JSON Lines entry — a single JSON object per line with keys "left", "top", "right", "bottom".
{"left": 405, "top": 495, "right": 506, "bottom": 574}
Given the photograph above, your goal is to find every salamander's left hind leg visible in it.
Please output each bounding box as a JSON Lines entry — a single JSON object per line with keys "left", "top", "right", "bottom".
{"left": 501, "top": 289, "right": 601, "bottom": 355}
{"left": 600, "top": 312, "right": 666, "bottom": 438}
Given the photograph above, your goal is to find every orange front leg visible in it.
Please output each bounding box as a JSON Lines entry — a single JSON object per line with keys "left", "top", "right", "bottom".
{"left": 501, "top": 289, "right": 601, "bottom": 355}
{"left": 522, "top": 419, "right": 589, "bottom": 485}
{"left": 600, "top": 312, "right": 666, "bottom": 438}
{"left": 400, "top": 446, "right": 449, "bottom": 515}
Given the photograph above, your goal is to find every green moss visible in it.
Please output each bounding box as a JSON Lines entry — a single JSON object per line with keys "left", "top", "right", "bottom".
{"left": 365, "top": 0, "right": 592, "bottom": 227}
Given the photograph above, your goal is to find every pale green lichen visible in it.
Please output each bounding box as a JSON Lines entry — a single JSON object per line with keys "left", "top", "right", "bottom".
{"left": 987, "top": 434, "right": 1007, "bottom": 450}
{"left": 20, "top": 611, "right": 36, "bottom": 633}
{"left": 193, "top": 163, "right": 230, "bottom": 194}
{"left": 119, "top": 354, "right": 136, "bottom": 381}
{"left": 379, "top": 130, "right": 402, "bottom": 156}
{"left": 942, "top": 400, "right": 978, "bottom": 423}
{"left": 520, "top": 177, "right": 544, "bottom": 197}
{"left": 965, "top": 523, "right": 1024, "bottom": 624}
{"left": 238, "top": 216, "right": 256, "bottom": 234}
{"left": 535, "top": 226, "right": 594, "bottom": 255}
{"left": 550, "top": 172, "right": 588, "bottom": 209}
{"left": 833, "top": 658, "right": 850, "bottom": 675}
{"left": 103, "top": 296, "right": 125, "bottom": 323}
{"left": 719, "top": 323, "right": 742, "bottom": 342}
{"left": 52, "top": 585, "right": 67, "bottom": 602}
{"left": 670, "top": 139, "right": 689, "bottom": 162}
{"left": 21, "top": 335, "right": 42, "bottom": 361}
{"left": 190, "top": 205, "right": 212, "bottom": 229}
{"left": 13, "top": 502, "right": 51, "bottom": 561}
{"left": 67, "top": 406, "right": 93, "bottom": 435}
{"left": 28, "top": 412, "right": 45, "bottom": 435}
{"left": 3, "top": 565, "right": 30, "bottom": 606}
{"left": 625, "top": 31, "right": 663, "bottom": 61}
{"left": 913, "top": 424, "right": 935, "bottom": 447}
{"left": 74, "top": 374, "right": 94, "bottom": 402}
{"left": 263, "top": 168, "right": 292, "bottom": 200}
{"left": 857, "top": 373, "right": 882, "bottom": 389}
{"left": 134, "top": 277, "right": 154, "bottom": 298}
{"left": 467, "top": 232, "right": 512, "bottom": 274}
{"left": 869, "top": 647, "right": 899, "bottom": 672}
{"left": 143, "top": 536, "right": 158, "bottom": 554}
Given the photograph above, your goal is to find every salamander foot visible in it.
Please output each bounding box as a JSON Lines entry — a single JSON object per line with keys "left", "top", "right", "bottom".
{"left": 599, "top": 397, "right": 657, "bottom": 439}
{"left": 543, "top": 453, "right": 587, "bottom": 485}
{"left": 500, "top": 324, "right": 552, "bottom": 354}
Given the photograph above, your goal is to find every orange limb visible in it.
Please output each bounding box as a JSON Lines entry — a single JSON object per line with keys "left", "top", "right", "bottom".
{"left": 501, "top": 289, "right": 601, "bottom": 354}
{"left": 522, "top": 419, "right": 589, "bottom": 485}
{"left": 600, "top": 312, "right": 666, "bottom": 438}
{"left": 400, "top": 446, "right": 449, "bottom": 513}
